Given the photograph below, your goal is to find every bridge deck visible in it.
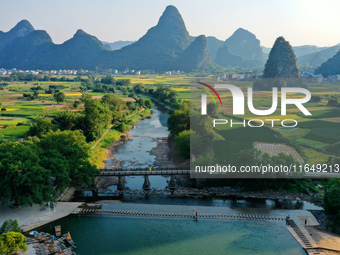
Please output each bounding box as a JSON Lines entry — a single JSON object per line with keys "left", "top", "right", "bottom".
{"left": 98, "top": 168, "right": 339, "bottom": 178}
{"left": 99, "top": 169, "right": 192, "bottom": 176}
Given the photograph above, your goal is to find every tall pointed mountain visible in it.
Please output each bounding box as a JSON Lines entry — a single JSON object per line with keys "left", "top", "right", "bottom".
{"left": 263, "top": 37, "right": 300, "bottom": 78}
{"left": 0, "top": 20, "right": 34, "bottom": 51}
{"left": 176, "top": 35, "right": 220, "bottom": 71}
{"left": 224, "top": 28, "right": 266, "bottom": 61}
{"left": 214, "top": 28, "right": 267, "bottom": 68}
{"left": 112, "top": 5, "right": 192, "bottom": 70}
{"left": 315, "top": 50, "right": 340, "bottom": 77}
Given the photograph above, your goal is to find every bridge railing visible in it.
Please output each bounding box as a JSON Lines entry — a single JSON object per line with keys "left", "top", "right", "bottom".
{"left": 100, "top": 167, "right": 189, "bottom": 171}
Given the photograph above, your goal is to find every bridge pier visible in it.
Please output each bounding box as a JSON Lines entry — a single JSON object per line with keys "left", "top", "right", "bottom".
{"left": 169, "top": 175, "right": 177, "bottom": 194}
{"left": 143, "top": 175, "right": 151, "bottom": 192}
{"left": 117, "top": 176, "right": 125, "bottom": 190}
{"left": 92, "top": 189, "right": 98, "bottom": 199}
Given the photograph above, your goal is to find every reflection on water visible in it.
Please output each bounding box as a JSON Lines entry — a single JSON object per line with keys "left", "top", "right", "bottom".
{"left": 121, "top": 197, "right": 322, "bottom": 210}
{"left": 123, "top": 176, "right": 170, "bottom": 190}
{"left": 37, "top": 216, "right": 306, "bottom": 255}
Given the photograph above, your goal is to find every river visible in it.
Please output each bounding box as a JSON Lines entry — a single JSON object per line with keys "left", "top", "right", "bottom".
{"left": 104, "top": 105, "right": 172, "bottom": 190}
{"left": 48, "top": 105, "right": 317, "bottom": 254}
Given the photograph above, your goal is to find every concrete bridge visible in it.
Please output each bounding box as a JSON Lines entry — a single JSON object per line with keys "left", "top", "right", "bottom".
{"left": 94, "top": 168, "right": 189, "bottom": 195}
{"left": 99, "top": 168, "right": 191, "bottom": 176}
{"left": 93, "top": 167, "right": 339, "bottom": 196}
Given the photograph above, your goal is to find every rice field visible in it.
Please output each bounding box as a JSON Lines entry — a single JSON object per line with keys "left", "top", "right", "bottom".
{"left": 255, "top": 142, "right": 304, "bottom": 164}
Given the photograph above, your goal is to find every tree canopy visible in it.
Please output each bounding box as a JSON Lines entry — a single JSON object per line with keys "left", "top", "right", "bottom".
{"left": 54, "top": 92, "right": 66, "bottom": 104}
{"left": 0, "top": 130, "right": 98, "bottom": 206}
{"left": 0, "top": 232, "right": 27, "bottom": 255}
{"left": 0, "top": 220, "right": 21, "bottom": 234}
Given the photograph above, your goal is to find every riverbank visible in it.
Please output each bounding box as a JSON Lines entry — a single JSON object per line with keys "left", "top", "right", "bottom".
{"left": 0, "top": 202, "right": 81, "bottom": 232}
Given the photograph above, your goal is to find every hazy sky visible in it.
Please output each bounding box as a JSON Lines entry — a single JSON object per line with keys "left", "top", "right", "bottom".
{"left": 0, "top": 0, "right": 339, "bottom": 47}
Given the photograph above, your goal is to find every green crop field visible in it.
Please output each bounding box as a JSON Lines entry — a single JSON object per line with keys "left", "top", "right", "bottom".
{"left": 326, "top": 143, "right": 340, "bottom": 154}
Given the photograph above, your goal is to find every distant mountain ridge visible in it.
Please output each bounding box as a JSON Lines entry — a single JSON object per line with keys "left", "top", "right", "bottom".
{"left": 2, "top": 9, "right": 338, "bottom": 72}
{"left": 262, "top": 44, "right": 340, "bottom": 67}
{"left": 102, "top": 40, "right": 136, "bottom": 51}
{"left": 297, "top": 45, "right": 340, "bottom": 67}
{"left": 0, "top": 6, "right": 217, "bottom": 72}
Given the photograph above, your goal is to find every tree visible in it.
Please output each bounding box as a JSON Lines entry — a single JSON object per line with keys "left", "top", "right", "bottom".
{"left": 39, "top": 130, "right": 98, "bottom": 189}
{"left": 327, "top": 99, "right": 338, "bottom": 106}
{"left": 0, "top": 131, "right": 98, "bottom": 207}
{"left": 324, "top": 179, "right": 340, "bottom": 215}
{"left": 174, "top": 130, "right": 190, "bottom": 158}
{"left": 80, "top": 94, "right": 92, "bottom": 103}
{"left": 101, "top": 94, "right": 126, "bottom": 112}
{"left": 311, "top": 95, "right": 322, "bottom": 103}
{"left": 73, "top": 100, "right": 81, "bottom": 108}
{"left": 83, "top": 99, "right": 113, "bottom": 141}
{"left": 0, "top": 220, "right": 21, "bottom": 234}
{"left": 0, "top": 232, "right": 27, "bottom": 255}
{"left": 55, "top": 111, "right": 82, "bottom": 131}
{"left": 28, "top": 116, "right": 52, "bottom": 138}
{"left": 168, "top": 102, "right": 190, "bottom": 136}
{"left": 0, "top": 141, "right": 55, "bottom": 206}
{"left": 207, "top": 102, "right": 217, "bottom": 116}
{"left": 154, "top": 84, "right": 178, "bottom": 104}
{"left": 144, "top": 99, "right": 153, "bottom": 109}
{"left": 101, "top": 75, "right": 115, "bottom": 85}
{"left": 54, "top": 92, "right": 66, "bottom": 104}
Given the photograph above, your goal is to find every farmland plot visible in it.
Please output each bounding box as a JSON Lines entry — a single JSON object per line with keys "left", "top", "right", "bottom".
{"left": 255, "top": 142, "right": 304, "bottom": 164}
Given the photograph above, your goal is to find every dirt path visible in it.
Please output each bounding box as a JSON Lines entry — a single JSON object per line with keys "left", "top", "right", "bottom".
{"left": 91, "top": 125, "right": 113, "bottom": 150}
